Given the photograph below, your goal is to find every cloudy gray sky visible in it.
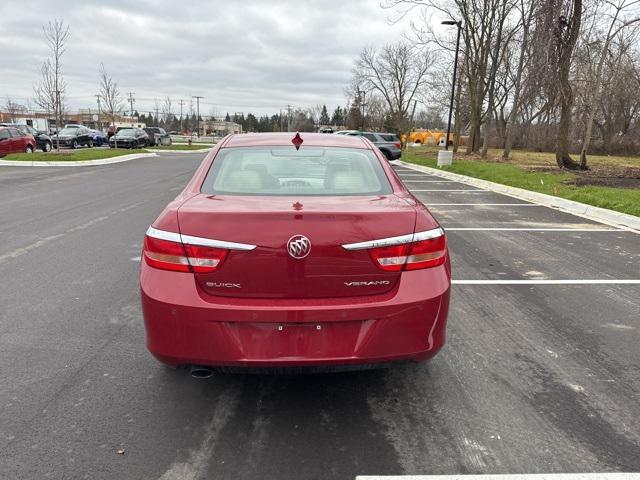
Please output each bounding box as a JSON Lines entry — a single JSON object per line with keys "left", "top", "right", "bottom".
{"left": 1, "top": 0, "right": 417, "bottom": 117}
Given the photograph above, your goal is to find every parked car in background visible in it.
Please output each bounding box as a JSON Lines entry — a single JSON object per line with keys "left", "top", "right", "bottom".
{"left": 108, "top": 128, "right": 149, "bottom": 149}
{"left": 335, "top": 131, "right": 402, "bottom": 160}
{"left": 89, "top": 129, "right": 107, "bottom": 146}
{"left": 0, "top": 126, "right": 37, "bottom": 157}
{"left": 0, "top": 123, "right": 52, "bottom": 152}
{"left": 52, "top": 126, "right": 94, "bottom": 149}
{"left": 143, "top": 127, "right": 171, "bottom": 146}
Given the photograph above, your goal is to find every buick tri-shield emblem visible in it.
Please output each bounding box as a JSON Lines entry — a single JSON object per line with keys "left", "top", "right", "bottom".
{"left": 287, "top": 235, "right": 311, "bottom": 259}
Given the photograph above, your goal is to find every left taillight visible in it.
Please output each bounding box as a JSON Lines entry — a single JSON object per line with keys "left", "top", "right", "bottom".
{"left": 143, "top": 231, "right": 228, "bottom": 273}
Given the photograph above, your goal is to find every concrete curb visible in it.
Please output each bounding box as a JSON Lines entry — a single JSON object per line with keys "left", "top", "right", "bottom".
{"left": 0, "top": 152, "right": 158, "bottom": 167}
{"left": 393, "top": 160, "right": 640, "bottom": 233}
{"left": 147, "top": 148, "right": 211, "bottom": 154}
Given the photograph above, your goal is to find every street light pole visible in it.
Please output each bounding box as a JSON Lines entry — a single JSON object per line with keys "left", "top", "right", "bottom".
{"left": 437, "top": 20, "right": 462, "bottom": 166}
{"left": 444, "top": 20, "right": 462, "bottom": 151}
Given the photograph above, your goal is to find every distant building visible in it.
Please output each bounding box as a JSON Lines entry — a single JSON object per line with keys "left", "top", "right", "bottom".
{"left": 202, "top": 120, "right": 243, "bottom": 136}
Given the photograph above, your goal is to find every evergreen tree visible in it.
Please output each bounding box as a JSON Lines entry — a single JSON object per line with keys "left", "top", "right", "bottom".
{"left": 224, "top": 112, "right": 231, "bottom": 122}
{"left": 331, "top": 106, "right": 345, "bottom": 126}
{"left": 319, "top": 105, "right": 330, "bottom": 125}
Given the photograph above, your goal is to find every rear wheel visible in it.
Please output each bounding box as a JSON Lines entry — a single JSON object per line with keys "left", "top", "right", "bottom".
{"left": 25, "top": 145, "right": 34, "bottom": 154}
{"left": 43, "top": 141, "right": 52, "bottom": 152}
{"left": 88, "top": 139, "right": 94, "bottom": 148}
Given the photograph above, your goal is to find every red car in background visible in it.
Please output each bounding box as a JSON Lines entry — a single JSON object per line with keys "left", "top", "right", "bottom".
{"left": 140, "top": 133, "right": 451, "bottom": 375}
{"left": 0, "top": 126, "right": 36, "bottom": 157}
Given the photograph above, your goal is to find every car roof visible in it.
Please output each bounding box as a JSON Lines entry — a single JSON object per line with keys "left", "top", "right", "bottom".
{"left": 222, "top": 132, "right": 370, "bottom": 149}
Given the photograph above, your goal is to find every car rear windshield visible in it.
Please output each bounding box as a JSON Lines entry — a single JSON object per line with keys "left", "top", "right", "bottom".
{"left": 381, "top": 134, "right": 399, "bottom": 142}
{"left": 201, "top": 147, "right": 393, "bottom": 196}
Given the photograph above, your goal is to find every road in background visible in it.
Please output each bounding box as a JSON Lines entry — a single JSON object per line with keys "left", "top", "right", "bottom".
{"left": 0, "top": 154, "right": 638, "bottom": 479}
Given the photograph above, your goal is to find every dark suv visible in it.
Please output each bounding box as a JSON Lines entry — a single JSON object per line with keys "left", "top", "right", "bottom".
{"left": 338, "top": 131, "right": 402, "bottom": 160}
{"left": 0, "top": 123, "right": 52, "bottom": 152}
{"left": 143, "top": 127, "right": 171, "bottom": 146}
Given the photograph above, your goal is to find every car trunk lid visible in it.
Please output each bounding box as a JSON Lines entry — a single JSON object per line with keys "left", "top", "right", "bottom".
{"left": 177, "top": 194, "right": 417, "bottom": 298}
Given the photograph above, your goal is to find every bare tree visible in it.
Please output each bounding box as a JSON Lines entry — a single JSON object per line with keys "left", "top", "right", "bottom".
{"left": 353, "top": 41, "right": 433, "bottom": 135}
{"left": 162, "top": 96, "right": 173, "bottom": 125}
{"left": 98, "top": 63, "right": 124, "bottom": 148}
{"left": 4, "top": 98, "right": 25, "bottom": 122}
{"left": 550, "top": 0, "right": 583, "bottom": 169}
{"left": 578, "top": 0, "right": 640, "bottom": 168}
{"left": 38, "top": 20, "right": 70, "bottom": 150}
{"left": 33, "top": 60, "right": 57, "bottom": 120}
{"left": 502, "top": 0, "right": 536, "bottom": 159}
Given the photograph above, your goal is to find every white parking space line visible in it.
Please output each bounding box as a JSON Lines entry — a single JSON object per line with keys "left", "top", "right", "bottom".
{"left": 453, "top": 279, "right": 640, "bottom": 285}
{"left": 400, "top": 180, "right": 458, "bottom": 183}
{"left": 405, "top": 180, "right": 473, "bottom": 183}
{"left": 427, "top": 203, "right": 539, "bottom": 206}
{"left": 446, "top": 227, "right": 621, "bottom": 232}
{"left": 410, "top": 189, "right": 491, "bottom": 192}
{"left": 357, "top": 474, "right": 640, "bottom": 480}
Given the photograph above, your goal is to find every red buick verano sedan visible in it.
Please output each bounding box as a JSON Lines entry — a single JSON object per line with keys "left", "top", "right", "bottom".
{"left": 140, "top": 132, "right": 451, "bottom": 373}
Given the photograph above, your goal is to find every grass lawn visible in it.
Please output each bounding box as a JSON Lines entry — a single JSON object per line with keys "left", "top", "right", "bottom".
{"left": 3, "top": 148, "right": 146, "bottom": 162}
{"left": 404, "top": 147, "right": 640, "bottom": 217}
{"left": 147, "top": 144, "right": 212, "bottom": 151}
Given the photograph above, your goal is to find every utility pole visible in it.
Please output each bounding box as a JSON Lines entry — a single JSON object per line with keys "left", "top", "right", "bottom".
{"left": 286, "top": 105, "right": 293, "bottom": 132}
{"left": 127, "top": 92, "right": 135, "bottom": 119}
{"left": 192, "top": 96, "right": 204, "bottom": 136}
{"left": 178, "top": 99, "right": 185, "bottom": 132}
{"left": 154, "top": 99, "right": 160, "bottom": 127}
{"left": 95, "top": 94, "right": 102, "bottom": 131}
{"left": 356, "top": 88, "right": 367, "bottom": 131}
{"left": 55, "top": 89, "right": 61, "bottom": 151}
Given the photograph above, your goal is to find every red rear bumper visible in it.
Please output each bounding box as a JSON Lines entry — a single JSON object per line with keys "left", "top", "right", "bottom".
{"left": 140, "top": 262, "right": 450, "bottom": 368}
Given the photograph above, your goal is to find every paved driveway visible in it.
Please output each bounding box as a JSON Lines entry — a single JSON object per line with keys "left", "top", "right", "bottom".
{"left": 0, "top": 154, "right": 638, "bottom": 479}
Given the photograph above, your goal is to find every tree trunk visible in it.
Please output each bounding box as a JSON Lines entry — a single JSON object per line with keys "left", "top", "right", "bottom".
{"left": 554, "top": 0, "right": 582, "bottom": 170}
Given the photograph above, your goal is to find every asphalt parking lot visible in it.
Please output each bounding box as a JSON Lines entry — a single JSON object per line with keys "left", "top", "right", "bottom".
{"left": 1, "top": 153, "right": 639, "bottom": 479}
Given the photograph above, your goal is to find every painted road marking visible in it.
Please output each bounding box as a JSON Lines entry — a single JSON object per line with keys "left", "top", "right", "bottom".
{"left": 452, "top": 279, "right": 640, "bottom": 285}
{"left": 427, "top": 203, "right": 538, "bottom": 206}
{"left": 446, "top": 227, "right": 621, "bottom": 232}
{"left": 410, "top": 189, "right": 489, "bottom": 192}
{"left": 356, "top": 474, "right": 640, "bottom": 480}
{"left": 400, "top": 180, "right": 458, "bottom": 183}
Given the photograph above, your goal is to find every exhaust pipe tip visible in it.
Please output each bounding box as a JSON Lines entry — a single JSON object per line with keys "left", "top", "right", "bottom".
{"left": 190, "top": 365, "right": 214, "bottom": 379}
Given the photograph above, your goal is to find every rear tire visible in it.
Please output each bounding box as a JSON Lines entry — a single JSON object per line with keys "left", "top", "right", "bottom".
{"left": 88, "top": 139, "right": 94, "bottom": 148}
{"left": 25, "top": 145, "right": 34, "bottom": 154}
{"left": 43, "top": 141, "right": 52, "bottom": 152}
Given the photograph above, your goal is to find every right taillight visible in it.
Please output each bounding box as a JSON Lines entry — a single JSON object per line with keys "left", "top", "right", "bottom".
{"left": 367, "top": 229, "right": 447, "bottom": 272}
{"left": 404, "top": 234, "right": 447, "bottom": 270}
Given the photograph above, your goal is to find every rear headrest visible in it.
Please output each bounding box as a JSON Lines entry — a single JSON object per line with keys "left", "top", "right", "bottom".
{"left": 224, "top": 170, "right": 263, "bottom": 191}
{"left": 328, "top": 171, "right": 366, "bottom": 192}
